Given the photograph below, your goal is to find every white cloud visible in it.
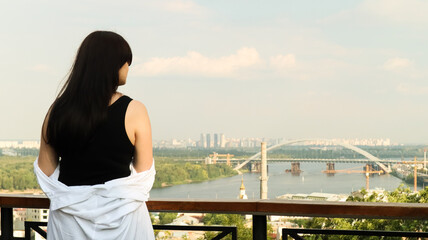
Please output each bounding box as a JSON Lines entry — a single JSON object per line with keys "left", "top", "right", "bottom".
{"left": 383, "top": 57, "right": 412, "bottom": 71}
{"left": 396, "top": 83, "right": 428, "bottom": 95}
{"left": 320, "top": 0, "right": 428, "bottom": 26}
{"left": 157, "top": 0, "right": 207, "bottom": 15}
{"left": 359, "top": 0, "right": 428, "bottom": 24}
{"left": 270, "top": 54, "right": 296, "bottom": 69}
{"left": 276, "top": 57, "right": 357, "bottom": 82}
{"left": 132, "top": 47, "right": 261, "bottom": 78}
{"left": 29, "top": 64, "right": 53, "bottom": 74}
{"left": 132, "top": 48, "right": 359, "bottom": 82}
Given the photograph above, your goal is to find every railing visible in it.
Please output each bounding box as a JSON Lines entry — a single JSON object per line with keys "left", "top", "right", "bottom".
{"left": 24, "top": 222, "right": 46, "bottom": 240}
{"left": 282, "top": 228, "right": 428, "bottom": 240}
{"left": 23, "top": 222, "right": 236, "bottom": 240}
{"left": 1, "top": 194, "right": 428, "bottom": 240}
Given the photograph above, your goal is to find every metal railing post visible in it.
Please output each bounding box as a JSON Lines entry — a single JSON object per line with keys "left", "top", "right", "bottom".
{"left": 252, "top": 214, "right": 267, "bottom": 240}
{"left": 1, "top": 207, "right": 13, "bottom": 240}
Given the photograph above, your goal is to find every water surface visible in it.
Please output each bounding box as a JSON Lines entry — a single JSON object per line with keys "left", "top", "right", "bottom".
{"left": 150, "top": 162, "right": 414, "bottom": 199}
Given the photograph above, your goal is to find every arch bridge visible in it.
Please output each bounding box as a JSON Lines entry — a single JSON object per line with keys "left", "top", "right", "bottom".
{"left": 233, "top": 139, "right": 391, "bottom": 173}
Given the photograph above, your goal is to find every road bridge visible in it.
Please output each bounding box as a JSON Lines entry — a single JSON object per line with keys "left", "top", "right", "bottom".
{"left": 232, "top": 139, "right": 392, "bottom": 173}
{"left": 180, "top": 158, "right": 400, "bottom": 164}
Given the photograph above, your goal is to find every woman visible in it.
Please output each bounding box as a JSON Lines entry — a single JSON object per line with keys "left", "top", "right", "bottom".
{"left": 35, "top": 31, "right": 155, "bottom": 239}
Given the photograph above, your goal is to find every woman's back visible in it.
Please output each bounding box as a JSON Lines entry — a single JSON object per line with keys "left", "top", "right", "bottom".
{"left": 59, "top": 95, "right": 135, "bottom": 186}
{"left": 36, "top": 31, "right": 155, "bottom": 239}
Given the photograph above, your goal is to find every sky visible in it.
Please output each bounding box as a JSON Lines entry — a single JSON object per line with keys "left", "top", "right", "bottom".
{"left": 0, "top": 0, "right": 427, "bottom": 144}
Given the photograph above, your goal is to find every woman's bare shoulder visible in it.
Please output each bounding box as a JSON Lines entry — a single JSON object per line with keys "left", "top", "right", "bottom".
{"left": 127, "top": 99, "right": 150, "bottom": 125}
{"left": 128, "top": 99, "right": 148, "bottom": 114}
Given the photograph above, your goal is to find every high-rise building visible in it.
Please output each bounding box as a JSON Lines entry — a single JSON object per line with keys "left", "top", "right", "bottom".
{"left": 206, "top": 134, "right": 211, "bottom": 148}
{"left": 200, "top": 133, "right": 207, "bottom": 148}
{"left": 214, "top": 134, "right": 219, "bottom": 148}
{"left": 220, "top": 134, "right": 226, "bottom": 148}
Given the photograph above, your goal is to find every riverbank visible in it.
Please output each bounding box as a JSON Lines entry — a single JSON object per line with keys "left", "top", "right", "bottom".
{"left": 0, "top": 155, "right": 239, "bottom": 191}
{"left": 0, "top": 189, "right": 43, "bottom": 195}
{"left": 153, "top": 161, "right": 238, "bottom": 188}
{"left": 391, "top": 170, "right": 428, "bottom": 187}
{"left": 155, "top": 171, "right": 238, "bottom": 188}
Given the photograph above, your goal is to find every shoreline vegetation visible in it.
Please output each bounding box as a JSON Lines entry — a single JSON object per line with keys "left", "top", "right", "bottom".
{"left": 158, "top": 170, "right": 238, "bottom": 188}
{"left": 152, "top": 160, "right": 237, "bottom": 189}
{"left": 0, "top": 155, "right": 238, "bottom": 193}
{"left": 391, "top": 170, "right": 428, "bottom": 187}
{"left": 0, "top": 156, "right": 39, "bottom": 192}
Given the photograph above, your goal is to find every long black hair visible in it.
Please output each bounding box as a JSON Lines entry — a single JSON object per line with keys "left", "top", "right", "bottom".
{"left": 46, "top": 31, "right": 132, "bottom": 156}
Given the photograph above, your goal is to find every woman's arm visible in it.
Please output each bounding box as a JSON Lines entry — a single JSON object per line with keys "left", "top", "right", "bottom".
{"left": 38, "top": 112, "right": 59, "bottom": 176}
{"left": 126, "top": 100, "right": 153, "bottom": 172}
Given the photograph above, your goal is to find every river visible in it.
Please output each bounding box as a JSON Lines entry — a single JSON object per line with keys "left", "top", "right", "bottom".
{"left": 150, "top": 162, "right": 417, "bottom": 199}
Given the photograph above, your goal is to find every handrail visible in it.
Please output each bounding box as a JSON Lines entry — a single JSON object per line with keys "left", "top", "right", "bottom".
{"left": 1, "top": 194, "right": 428, "bottom": 220}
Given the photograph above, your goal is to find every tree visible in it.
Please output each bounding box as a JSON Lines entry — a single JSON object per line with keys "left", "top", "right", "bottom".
{"left": 1, "top": 176, "right": 13, "bottom": 190}
{"left": 203, "top": 214, "right": 252, "bottom": 240}
{"left": 303, "top": 185, "right": 428, "bottom": 239}
{"left": 158, "top": 212, "right": 177, "bottom": 224}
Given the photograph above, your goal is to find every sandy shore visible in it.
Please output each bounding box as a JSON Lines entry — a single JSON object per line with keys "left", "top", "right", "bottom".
{"left": 0, "top": 189, "right": 44, "bottom": 195}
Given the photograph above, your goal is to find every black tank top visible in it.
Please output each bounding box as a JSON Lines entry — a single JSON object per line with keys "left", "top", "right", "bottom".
{"left": 58, "top": 95, "right": 135, "bottom": 186}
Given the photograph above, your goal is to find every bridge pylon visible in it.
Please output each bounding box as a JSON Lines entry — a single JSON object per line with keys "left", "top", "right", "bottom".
{"left": 326, "top": 163, "right": 335, "bottom": 176}
{"left": 291, "top": 162, "right": 302, "bottom": 176}
{"left": 251, "top": 162, "right": 261, "bottom": 172}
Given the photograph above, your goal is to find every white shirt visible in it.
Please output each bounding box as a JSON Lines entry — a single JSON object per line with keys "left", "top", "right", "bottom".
{"left": 34, "top": 158, "right": 156, "bottom": 240}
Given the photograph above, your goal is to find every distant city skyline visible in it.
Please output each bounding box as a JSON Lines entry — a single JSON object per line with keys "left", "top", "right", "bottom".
{"left": 152, "top": 136, "right": 397, "bottom": 149}
{"left": 0, "top": 137, "right": 397, "bottom": 150}
{"left": 1, "top": 1, "right": 428, "bottom": 144}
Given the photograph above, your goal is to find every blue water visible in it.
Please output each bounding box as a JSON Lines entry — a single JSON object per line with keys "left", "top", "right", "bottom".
{"left": 150, "top": 162, "right": 415, "bottom": 199}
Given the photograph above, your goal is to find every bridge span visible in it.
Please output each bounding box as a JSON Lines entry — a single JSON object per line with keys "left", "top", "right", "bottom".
{"left": 181, "top": 158, "right": 399, "bottom": 164}
{"left": 233, "top": 139, "right": 392, "bottom": 173}
{"left": 242, "top": 158, "right": 397, "bottom": 164}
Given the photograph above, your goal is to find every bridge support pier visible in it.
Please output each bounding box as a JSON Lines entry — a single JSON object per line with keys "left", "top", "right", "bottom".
{"left": 326, "top": 163, "right": 335, "bottom": 176}
{"left": 291, "top": 162, "right": 301, "bottom": 176}
{"left": 365, "top": 164, "right": 374, "bottom": 172}
{"left": 251, "top": 163, "right": 261, "bottom": 173}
